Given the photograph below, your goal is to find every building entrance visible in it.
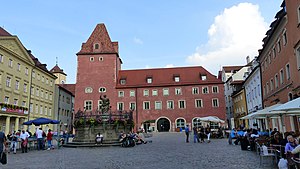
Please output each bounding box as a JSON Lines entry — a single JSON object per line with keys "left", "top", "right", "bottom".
{"left": 157, "top": 118, "right": 170, "bottom": 132}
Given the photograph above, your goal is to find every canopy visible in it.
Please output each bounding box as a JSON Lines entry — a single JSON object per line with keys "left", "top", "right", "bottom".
{"left": 198, "top": 116, "right": 225, "bottom": 123}
{"left": 271, "top": 97, "right": 300, "bottom": 112}
{"left": 240, "top": 104, "right": 282, "bottom": 119}
{"left": 23, "top": 117, "right": 60, "bottom": 126}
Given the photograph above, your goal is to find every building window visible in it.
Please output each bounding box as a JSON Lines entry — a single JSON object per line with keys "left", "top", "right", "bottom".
{"left": 143, "top": 101, "right": 150, "bottom": 110}
{"left": 143, "top": 89, "right": 149, "bottom": 96}
{"left": 44, "top": 107, "right": 47, "bottom": 115}
{"left": 273, "top": 47, "right": 276, "bottom": 58}
{"left": 37, "top": 74, "right": 40, "bottom": 80}
{"left": 15, "top": 80, "right": 19, "bottom": 90}
{"left": 85, "top": 87, "right": 93, "bottom": 93}
{"left": 129, "top": 102, "right": 136, "bottom": 110}
{"left": 263, "top": 85, "right": 266, "bottom": 96}
{"left": 49, "top": 108, "right": 52, "bottom": 116}
{"left": 275, "top": 74, "right": 279, "bottom": 88}
{"left": 283, "top": 31, "right": 287, "bottom": 46}
{"left": 32, "top": 71, "right": 35, "bottom": 78}
{"left": 155, "top": 101, "right": 162, "bottom": 110}
{"left": 46, "top": 78, "right": 48, "bottom": 84}
{"left": 99, "top": 87, "right": 106, "bottom": 93}
{"left": 40, "top": 106, "right": 43, "bottom": 114}
{"left": 163, "top": 88, "right": 169, "bottom": 96}
{"left": 50, "top": 80, "right": 53, "bottom": 86}
{"left": 118, "top": 91, "right": 124, "bottom": 97}
{"left": 35, "top": 104, "right": 38, "bottom": 114}
{"left": 286, "top": 64, "right": 291, "bottom": 80}
{"left": 130, "top": 90, "right": 135, "bottom": 97}
{"left": 202, "top": 87, "right": 209, "bottom": 94}
{"left": 41, "top": 90, "right": 44, "bottom": 98}
{"left": 277, "top": 40, "right": 281, "bottom": 53}
{"left": 8, "top": 59, "right": 13, "bottom": 67}
{"left": 178, "top": 100, "right": 186, "bottom": 109}
{"left": 152, "top": 90, "right": 158, "bottom": 96}
{"left": 36, "top": 89, "right": 39, "bottom": 96}
{"left": 175, "top": 88, "right": 182, "bottom": 95}
{"left": 90, "top": 57, "right": 94, "bottom": 62}
{"left": 94, "top": 43, "right": 99, "bottom": 49}
{"left": 193, "top": 118, "right": 202, "bottom": 128}
{"left": 45, "top": 92, "right": 48, "bottom": 100}
{"left": 176, "top": 119, "right": 185, "bottom": 129}
{"left": 201, "top": 75, "right": 207, "bottom": 80}
{"left": 25, "top": 67, "right": 29, "bottom": 75}
{"left": 270, "top": 79, "right": 274, "bottom": 91}
{"left": 117, "top": 102, "right": 124, "bottom": 111}
{"left": 266, "top": 82, "right": 269, "bottom": 94}
{"left": 84, "top": 101, "right": 92, "bottom": 111}
{"left": 49, "top": 94, "right": 52, "bottom": 100}
{"left": 212, "top": 98, "right": 219, "bottom": 107}
{"left": 147, "top": 77, "right": 152, "bottom": 84}
{"left": 0, "top": 54, "right": 3, "bottom": 63}
{"left": 167, "top": 100, "right": 174, "bottom": 109}
{"left": 297, "top": 46, "right": 300, "bottom": 70}
{"left": 192, "top": 87, "right": 199, "bottom": 94}
{"left": 31, "top": 87, "right": 34, "bottom": 95}
{"left": 98, "top": 57, "right": 103, "bottom": 61}
{"left": 174, "top": 76, "right": 180, "bottom": 82}
{"left": 42, "top": 76, "right": 44, "bottom": 82}
{"left": 4, "top": 96, "right": 9, "bottom": 104}
{"left": 23, "top": 83, "right": 27, "bottom": 93}
{"left": 298, "top": 6, "right": 300, "bottom": 23}
{"left": 212, "top": 86, "right": 219, "bottom": 93}
{"left": 17, "top": 63, "right": 21, "bottom": 71}
{"left": 280, "top": 69, "right": 284, "bottom": 84}
{"left": 120, "top": 79, "right": 126, "bottom": 85}
{"left": 6, "top": 77, "right": 11, "bottom": 87}
{"left": 13, "top": 99, "right": 18, "bottom": 105}
{"left": 29, "top": 103, "right": 33, "bottom": 113}
{"left": 195, "top": 99, "right": 203, "bottom": 108}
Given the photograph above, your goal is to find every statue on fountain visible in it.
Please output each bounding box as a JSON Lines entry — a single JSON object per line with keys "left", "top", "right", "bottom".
{"left": 99, "top": 94, "right": 110, "bottom": 113}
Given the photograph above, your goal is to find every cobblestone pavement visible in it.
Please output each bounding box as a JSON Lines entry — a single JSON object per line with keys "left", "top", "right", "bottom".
{"left": 2, "top": 132, "right": 277, "bottom": 169}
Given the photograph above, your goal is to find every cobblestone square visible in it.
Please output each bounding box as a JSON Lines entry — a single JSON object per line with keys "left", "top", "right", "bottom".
{"left": 3, "top": 133, "right": 276, "bottom": 169}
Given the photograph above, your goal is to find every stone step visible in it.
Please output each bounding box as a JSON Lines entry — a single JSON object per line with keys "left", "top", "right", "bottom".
{"left": 63, "top": 142, "right": 121, "bottom": 148}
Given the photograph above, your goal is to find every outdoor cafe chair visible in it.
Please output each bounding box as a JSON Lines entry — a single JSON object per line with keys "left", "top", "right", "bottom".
{"left": 258, "top": 144, "right": 277, "bottom": 166}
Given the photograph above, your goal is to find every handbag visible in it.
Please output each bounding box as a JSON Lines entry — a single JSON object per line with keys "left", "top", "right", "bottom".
{"left": 0, "top": 152, "right": 7, "bottom": 165}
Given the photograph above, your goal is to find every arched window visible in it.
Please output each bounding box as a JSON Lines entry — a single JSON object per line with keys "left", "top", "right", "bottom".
{"left": 193, "top": 118, "right": 202, "bottom": 128}
{"left": 176, "top": 118, "right": 185, "bottom": 129}
{"left": 85, "top": 87, "right": 93, "bottom": 93}
{"left": 94, "top": 43, "right": 99, "bottom": 49}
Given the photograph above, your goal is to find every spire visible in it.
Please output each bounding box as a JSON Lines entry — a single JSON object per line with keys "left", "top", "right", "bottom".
{"left": 56, "top": 56, "right": 58, "bottom": 66}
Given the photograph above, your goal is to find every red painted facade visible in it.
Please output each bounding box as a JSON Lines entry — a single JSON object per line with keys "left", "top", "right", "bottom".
{"left": 75, "top": 24, "right": 225, "bottom": 131}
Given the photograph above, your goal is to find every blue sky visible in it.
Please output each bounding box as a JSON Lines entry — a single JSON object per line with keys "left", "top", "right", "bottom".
{"left": 1, "top": 0, "right": 282, "bottom": 83}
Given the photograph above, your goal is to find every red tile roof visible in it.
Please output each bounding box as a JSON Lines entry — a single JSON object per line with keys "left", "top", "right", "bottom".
{"left": 77, "top": 24, "right": 118, "bottom": 54}
{"left": 116, "top": 66, "right": 222, "bottom": 88}
{"left": 0, "top": 27, "right": 11, "bottom": 36}
{"left": 50, "top": 65, "right": 66, "bottom": 75}
{"left": 58, "top": 84, "right": 75, "bottom": 96}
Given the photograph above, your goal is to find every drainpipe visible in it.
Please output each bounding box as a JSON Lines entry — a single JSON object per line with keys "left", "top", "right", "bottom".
{"left": 135, "top": 87, "right": 138, "bottom": 132}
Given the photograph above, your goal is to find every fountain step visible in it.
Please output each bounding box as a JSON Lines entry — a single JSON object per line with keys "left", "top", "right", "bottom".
{"left": 63, "top": 142, "right": 121, "bottom": 148}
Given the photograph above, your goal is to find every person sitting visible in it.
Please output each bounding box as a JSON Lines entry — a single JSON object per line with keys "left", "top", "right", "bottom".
{"left": 95, "top": 133, "right": 103, "bottom": 145}
{"left": 134, "top": 132, "right": 147, "bottom": 144}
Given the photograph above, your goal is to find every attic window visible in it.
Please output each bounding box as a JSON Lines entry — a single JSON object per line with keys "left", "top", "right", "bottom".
{"left": 120, "top": 79, "right": 126, "bottom": 85}
{"left": 94, "top": 43, "right": 99, "bottom": 49}
{"left": 201, "top": 75, "right": 207, "bottom": 81}
{"left": 90, "top": 57, "right": 94, "bottom": 62}
{"left": 99, "top": 57, "right": 103, "bottom": 61}
{"left": 147, "top": 77, "right": 152, "bottom": 84}
{"left": 174, "top": 76, "right": 180, "bottom": 82}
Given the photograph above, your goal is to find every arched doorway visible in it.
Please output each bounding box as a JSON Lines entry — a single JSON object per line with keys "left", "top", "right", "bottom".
{"left": 157, "top": 118, "right": 171, "bottom": 132}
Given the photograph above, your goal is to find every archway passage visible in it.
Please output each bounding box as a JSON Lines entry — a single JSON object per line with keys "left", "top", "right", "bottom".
{"left": 157, "top": 118, "right": 170, "bottom": 132}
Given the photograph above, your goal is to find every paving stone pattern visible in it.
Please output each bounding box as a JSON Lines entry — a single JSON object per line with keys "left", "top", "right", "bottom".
{"left": 2, "top": 133, "right": 276, "bottom": 169}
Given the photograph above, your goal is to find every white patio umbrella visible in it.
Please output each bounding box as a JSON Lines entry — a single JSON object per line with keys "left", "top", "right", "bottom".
{"left": 271, "top": 97, "right": 300, "bottom": 113}
{"left": 198, "top": 116, "right": 225, "bottom": 123}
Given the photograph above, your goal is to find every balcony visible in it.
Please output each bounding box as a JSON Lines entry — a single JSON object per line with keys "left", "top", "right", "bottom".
{"left": 0, "top": 103, "right": 28, "bottom": 115}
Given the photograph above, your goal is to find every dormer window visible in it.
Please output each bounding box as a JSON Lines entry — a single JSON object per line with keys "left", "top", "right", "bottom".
{"left": 201, "top": 74, "right": 207, "bottom": 81}
{"left": 174, "top": 76, "right": 180, "bottom": 82}
{"left": 120, "top": 79, "right": 126, "bottom": 85}
{"left": 94, "top": 43, "right": 99, "bottom": 49}
{"left": 147, "top": 77, "right": 152, "bottom": 84}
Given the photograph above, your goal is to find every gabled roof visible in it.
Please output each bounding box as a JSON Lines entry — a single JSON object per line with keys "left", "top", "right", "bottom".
{"left": 222, "top": 66, "right": 244, "bottom": 73}
{"left": 116, "top": 66, "right": 222, "bottom": 88}
{"left": 77, "top": 23, "right": 118, "bottom": 55}
{"left": 0, "top": 27, "right": 11, "bottom": 36}
{"left": 58, "top": 84, "right": 75, "bottom": 96}
{"left": 50, "top": 65, "right": 67, "bottom": 76}
{"left": 28, "top": 51, "right": 56, "bottom": 78}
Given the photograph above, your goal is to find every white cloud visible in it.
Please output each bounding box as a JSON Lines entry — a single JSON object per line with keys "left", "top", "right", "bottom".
{"left": 165, "top": 64, "right": 175, "bottom": 68}
{"left": 186, "top": 3, "right": 268, "bottom": 74}
{"left": 133, "top": 37, "right": 143, "bottom": 44}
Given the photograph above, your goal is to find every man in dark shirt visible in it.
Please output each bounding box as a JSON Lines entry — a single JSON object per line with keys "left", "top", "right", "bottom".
{"left": 185, "top": 125, "right": 190, "bottom": 143}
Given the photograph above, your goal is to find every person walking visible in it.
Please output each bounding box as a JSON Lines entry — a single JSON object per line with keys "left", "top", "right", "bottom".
{"left": 185, "top": 125, "right": 190, "bottom": 143}
{"left": 206, "top": 126, "right": 211, "bottom": 143}
{"left": 193, "top": 127, "right": 199, "bottom": 143}
{"left": 0, "top": 129, "right": 7, "bottom": 165}
{"left": 20, "top": 130, "right": 29, "bottom": 153}
{"left": 10, "top": 131, "right": 18, "bottom": 154}
{"left": 46, "top": 129, "right": 53, "bottom": 150}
